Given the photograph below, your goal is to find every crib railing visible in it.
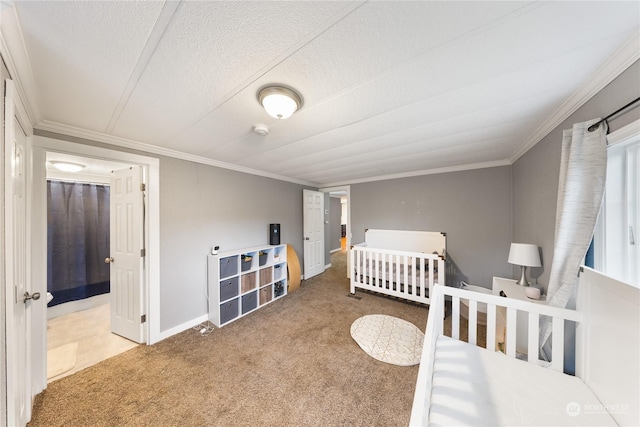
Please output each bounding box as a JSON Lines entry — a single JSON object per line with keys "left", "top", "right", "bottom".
{"left": 349, "top": 243, "right": 445, "bottom": 305}
{"left": 410, "top": 284, "right": 583, "bottom": 426}
{"left": 442, "top": 285, "right": 582, "bottom": 371}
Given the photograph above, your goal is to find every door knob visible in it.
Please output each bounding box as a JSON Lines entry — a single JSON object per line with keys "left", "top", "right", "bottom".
{"left": 304, "top": 237, "right": 310, "bottom": 241}
{"left": 105, "top": 257, "right": 114, "bottom": 264}
{"left": 23, "top": 291, "right": 41, "bottom": 302}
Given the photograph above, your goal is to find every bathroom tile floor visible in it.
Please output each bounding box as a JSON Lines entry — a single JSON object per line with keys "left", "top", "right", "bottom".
{"left": 47, "top": 303, "right": 138, "bottom": 383}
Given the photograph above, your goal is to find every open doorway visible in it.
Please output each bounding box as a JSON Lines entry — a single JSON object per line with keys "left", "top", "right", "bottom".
{"left": 29, "top": 135, "right": 161, "bottom": 394}
{"left": 320, "top": 185, "right": 351, "bottom": 278}
{"left": 327, "top": 193, "right": 346, "bottom": 253}
{"left": 44, "top": 152, "right": 138, "bottom": 382}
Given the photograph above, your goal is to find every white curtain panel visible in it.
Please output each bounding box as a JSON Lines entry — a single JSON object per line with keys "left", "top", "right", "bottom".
{"left": 540, "top": 119, "right": 607, "bottom": 361}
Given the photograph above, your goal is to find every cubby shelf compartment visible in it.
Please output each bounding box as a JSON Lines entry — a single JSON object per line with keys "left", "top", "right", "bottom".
{"left": 208, "top": 244, "right": 288, "bottom": 327}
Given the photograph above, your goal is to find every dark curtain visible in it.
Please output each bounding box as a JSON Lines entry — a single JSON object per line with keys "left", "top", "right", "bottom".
{"left": 47, "top": 180, "right": 110, "bottom": 306}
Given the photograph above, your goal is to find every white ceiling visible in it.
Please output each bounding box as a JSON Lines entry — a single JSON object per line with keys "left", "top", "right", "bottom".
{"left": 7, "top": 1, "right": 640, "bottom": 186}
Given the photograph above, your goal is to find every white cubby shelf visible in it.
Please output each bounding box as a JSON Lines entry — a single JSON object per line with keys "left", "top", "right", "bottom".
{"left": 208, "top": 244, "right": 288, "bottom": 327}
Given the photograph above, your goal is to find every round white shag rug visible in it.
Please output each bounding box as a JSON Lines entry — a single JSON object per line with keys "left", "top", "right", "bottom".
{"left": 350, "top": 314, "right": 424, "bottom": 366}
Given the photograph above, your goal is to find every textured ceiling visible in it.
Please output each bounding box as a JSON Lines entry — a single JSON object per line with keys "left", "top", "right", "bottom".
{"left": 9, "top": 1, "right": 640, "bottom": 186}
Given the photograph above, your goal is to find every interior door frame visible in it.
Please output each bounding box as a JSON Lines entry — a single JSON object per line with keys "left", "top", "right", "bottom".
{"left": 30, "top": 135, "right": 161, "bottom": 393}
{"left": 4, "top": 78, "right": 34, "bottom": 426}
{"left": 320, "top": 185, "right": 351, "bottom": 278}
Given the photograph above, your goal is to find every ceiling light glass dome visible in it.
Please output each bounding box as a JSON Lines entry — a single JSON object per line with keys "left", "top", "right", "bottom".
{"left": 257, "top": 86, "right": 303, "bottom": 120}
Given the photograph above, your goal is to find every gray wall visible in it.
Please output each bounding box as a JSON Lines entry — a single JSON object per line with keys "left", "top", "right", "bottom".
{"left": 351, "top": 166, "right": 513, "bottom": 287}
{"left": 35, "top": 130, "right": 307, "bottom": 332}
{"left": 512, "top": 60, "right": 640, "bottom": 292}
{"left": 330, "top": 197, "right": 342, "bottom": 251}
{"left": 160, "top": 159, "right": 306, "bottom": 331}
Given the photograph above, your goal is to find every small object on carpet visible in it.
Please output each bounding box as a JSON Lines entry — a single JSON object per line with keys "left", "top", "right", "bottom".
{"left": 350, "top": 314, "right": 424, "bottom": 366}
{"left": 47, "top": 342, "right": 78, "bottom": 379}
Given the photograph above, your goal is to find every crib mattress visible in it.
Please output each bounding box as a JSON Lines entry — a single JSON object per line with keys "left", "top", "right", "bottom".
{"left": 428, "top": 335, "right": 616, "bottom": 427}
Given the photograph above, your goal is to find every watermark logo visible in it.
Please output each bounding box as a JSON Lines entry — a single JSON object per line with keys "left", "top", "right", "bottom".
{"left": 566, "top": 401, "right": 630, "bottom": 417}
{"left": 566, "top": 402, "right": 581, "bottom": 417}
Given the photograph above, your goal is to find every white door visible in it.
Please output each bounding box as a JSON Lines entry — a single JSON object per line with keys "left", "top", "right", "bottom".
{"left": 303, "top": 189, "right": 325, "bottom": 279}
{"left": 109, "top": 166, "right": 145, "bottom": 343}
{"left": 5, "top": 80, "right": 31, "bottom": 426}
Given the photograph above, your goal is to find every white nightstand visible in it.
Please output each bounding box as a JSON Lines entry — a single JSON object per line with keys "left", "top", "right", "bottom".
{"left": 492, "top": 277, "right": 546, "bottom": 356}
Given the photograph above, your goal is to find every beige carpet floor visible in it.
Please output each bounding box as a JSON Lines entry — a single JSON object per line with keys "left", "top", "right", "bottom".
{"left": 29, "top": 251, "right": 483, "bottom": 426}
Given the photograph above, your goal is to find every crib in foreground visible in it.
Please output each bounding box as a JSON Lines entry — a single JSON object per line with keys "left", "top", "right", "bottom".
{"left": 350, "top": 229, "right": 446, "bottom": 305}
{"left": 410, "top": 267, "right": 639, "bottom": 426}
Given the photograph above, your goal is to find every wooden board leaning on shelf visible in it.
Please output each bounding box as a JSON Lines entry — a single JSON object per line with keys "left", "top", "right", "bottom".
{"left": 286, "top": 244, "right": 301, "bottom": 292}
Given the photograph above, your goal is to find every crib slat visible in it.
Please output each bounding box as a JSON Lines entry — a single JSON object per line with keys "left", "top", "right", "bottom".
{"left": 528, "top": 312, "right": 539, "bottom": 363}
{"left": 415, "top": 255, "right": 420, "bottom": 296}
{"left": 395, "top": 255, "right": 401, "bottom": 291}
{"left": 452, "top": 296, "right": 460, "bottom": 340}
{"left": 407, "top": 255, "right": 413, "bottom": 295}
{"left": 396, "top": 255, "right": 400, "bottom": 292}
{"left": 551, "top": 318, "right": 564, "bottom": 372}
{"left": 349, "top": 249, "right": 354, "bottom": 292}
{"left": 368, "top": 252, "right": 376, "bottom": 286}
{"left": 486, "top": 304, "right": 496, "bottom": 351}
{"left": 364, "top": 251, "right": 368, "bottom": 285}
{"left": 403, "top": 255, "right": 409, "bottom": 294}
{"left": 468, "top": 300, "right": 477, "bottom": 345}
{"left": 381, "top": 252, "right": 387, "bottom": 290}
{"left": 375, "top": 252, "right": 380, "bottom": 288}
{"left": 379, "top": 252, "right": 384, "bottom": 289}
{"left": 428, "top": 258, "right": 432, "bottom": 298}
{"left": 355, "top": 249, "right": 361, "bottom": 287}
{"left": 506, "top": 307, "right": 516, "bottom": 357}
{"left": 371, "top": 252, "right": 376, "bottom": 287}
{"left": 419, "top": 257, "right": 425, "bottom": 298}
{"left": 407, "top": 255, "right": 412, "bottom": 295}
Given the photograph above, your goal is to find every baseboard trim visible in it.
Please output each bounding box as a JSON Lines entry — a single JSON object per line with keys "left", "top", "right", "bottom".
{"left": 157, "top": 314, "right": 209, "bottom": 342}
{"left": 330, "top": 248, "right": 341, "bottom": 253}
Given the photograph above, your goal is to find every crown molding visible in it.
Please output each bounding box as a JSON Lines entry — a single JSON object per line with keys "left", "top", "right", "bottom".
{"left": 35, "top": 120, "right": 319, "bottom": 187}
{"left": 0, "top": 3, "right": 42, "bottom": 126}
{"left": 319, "top": 159, "right": 512, "bottom": 188}
{"left": 510, "top": 30, "right": 640, "bottom": 163}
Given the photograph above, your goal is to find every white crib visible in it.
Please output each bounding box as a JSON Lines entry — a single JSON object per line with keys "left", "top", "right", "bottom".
{"left": 410, "top": 267, "right": 639, "bottom": 426}
{"left": 350, "top": 229, "right": 446, "bottom": 305}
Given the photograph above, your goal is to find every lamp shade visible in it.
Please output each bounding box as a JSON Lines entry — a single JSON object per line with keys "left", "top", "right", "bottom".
{"left": 257, "top": 86, "right": 302, "bottom": 119}
{"left": 508, "top": 243, "right": 541, "bottom": 267}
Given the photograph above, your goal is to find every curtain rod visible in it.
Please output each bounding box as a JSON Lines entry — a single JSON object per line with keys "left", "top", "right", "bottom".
{"left": 588, "top": 96, "right": 640, "bottom": 132}
{"left": 47, "top": 178, "right": 110, "bottom": 186}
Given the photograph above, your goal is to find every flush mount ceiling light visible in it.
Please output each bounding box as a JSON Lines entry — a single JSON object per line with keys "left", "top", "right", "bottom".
{"left": 51, "top": 161, "right": 85, "bottom": 173}
{"left": 257, "top": 85, "right": 303, "bottom": 120}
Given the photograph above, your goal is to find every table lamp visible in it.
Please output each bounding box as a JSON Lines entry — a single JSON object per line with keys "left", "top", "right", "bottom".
{"left": 508, "top": 243, "right": 541, "bottom": 286}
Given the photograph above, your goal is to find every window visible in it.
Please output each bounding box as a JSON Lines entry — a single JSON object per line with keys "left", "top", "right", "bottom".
{"left": 594, "top": 120, "right": 640, "bottom": 287}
